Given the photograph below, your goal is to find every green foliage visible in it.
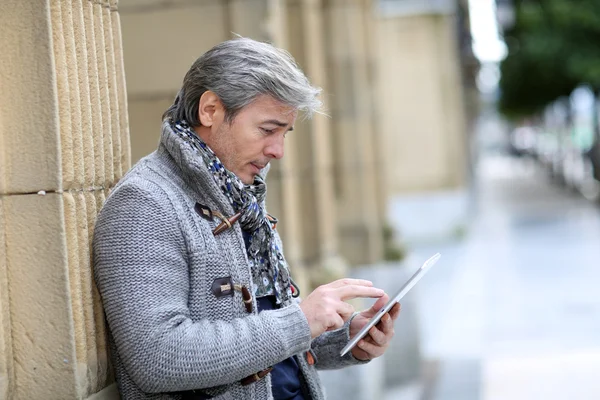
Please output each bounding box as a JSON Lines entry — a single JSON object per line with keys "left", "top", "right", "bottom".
{"left": 499, "top": 0, "right": 600, "bottom": 118}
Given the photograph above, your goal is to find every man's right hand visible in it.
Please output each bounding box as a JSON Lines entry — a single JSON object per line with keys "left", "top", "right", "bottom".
{"left": 299, "top": 279, "right": 384, "bottom": 339}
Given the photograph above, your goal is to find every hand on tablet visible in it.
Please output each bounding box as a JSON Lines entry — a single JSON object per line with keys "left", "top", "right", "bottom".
{"left": 349, "top": 294, "right": 401, "bottom": 361}
{"left": 299, "top": 279, "right": 385, "bottom": 339}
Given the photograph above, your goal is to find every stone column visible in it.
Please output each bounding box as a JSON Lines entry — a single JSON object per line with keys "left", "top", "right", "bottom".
{"left": 0, "top": 1, "right": 129, "bottom": 398}
{"left": 283, "top": 0, "right": 347, "bottom": 286}
{"left": 323, "top": 0, "right": 384, "bottom": 266}
{"left": 375, "top": 12, "right": 468, "bottom": 193}
{"left": 263, "top": 0, "right": 311, "bottom": 292}
{"left": 361, "top": 0, "right": 391, "bottom": 240}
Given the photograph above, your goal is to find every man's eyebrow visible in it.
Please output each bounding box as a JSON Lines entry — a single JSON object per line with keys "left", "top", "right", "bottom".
{"left": 262, "top": 119, "right": 294, "bottom": 131}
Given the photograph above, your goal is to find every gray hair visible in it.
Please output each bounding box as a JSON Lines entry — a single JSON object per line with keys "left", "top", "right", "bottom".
{"left": 163, "top": 37, "right": 322, "bottom": 125}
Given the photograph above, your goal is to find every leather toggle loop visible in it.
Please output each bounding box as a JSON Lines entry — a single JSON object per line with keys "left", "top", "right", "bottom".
{"left": 212, "top": 211, "right": 242, "bottom": 236}
{"left": 240, "top": 367, "right": 273, "bottom": 386}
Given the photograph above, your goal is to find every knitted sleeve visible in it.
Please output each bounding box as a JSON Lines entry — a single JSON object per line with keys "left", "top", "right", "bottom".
{"left": 92, "top": 180, "right": 312, "bottom": 393}
{"left": 310, "top": 313, "right": 370, "bottom": 370}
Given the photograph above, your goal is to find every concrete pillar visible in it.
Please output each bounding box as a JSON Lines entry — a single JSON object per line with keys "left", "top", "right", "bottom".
{"left": 323, "top": 0, "right": 384, "bottom": 266}
{"left": 0, "top": 1, "right": 130, "bottom": 398}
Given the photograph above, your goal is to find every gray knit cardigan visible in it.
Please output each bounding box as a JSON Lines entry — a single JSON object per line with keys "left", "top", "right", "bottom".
{"left": 92, "top": 122, "right": 365, "bottom": 399}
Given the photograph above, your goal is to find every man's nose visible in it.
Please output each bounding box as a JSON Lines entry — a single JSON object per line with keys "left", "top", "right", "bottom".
{"left": 264, "top": 134, "right": 285, "bottom": 160}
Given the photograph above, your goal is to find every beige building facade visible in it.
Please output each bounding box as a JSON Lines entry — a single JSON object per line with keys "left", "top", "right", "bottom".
{"left": 0, "top": 0, "right": 469, "bottom": 398}
{"left": 375, "top": 3, "right": 469, "bottom": 193}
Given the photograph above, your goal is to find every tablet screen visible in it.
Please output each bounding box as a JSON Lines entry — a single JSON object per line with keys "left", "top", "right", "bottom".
{"left": 340, "top": 252, "right": 441, "bottom": 357}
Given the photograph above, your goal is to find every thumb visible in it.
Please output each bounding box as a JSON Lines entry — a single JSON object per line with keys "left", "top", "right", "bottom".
{"left": 366, "top": 293, "right": 389, "bottom": 315}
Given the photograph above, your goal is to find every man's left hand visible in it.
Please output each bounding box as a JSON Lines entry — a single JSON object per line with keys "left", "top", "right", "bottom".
{"left": 348, "top": 294, "right": 401, "bottom": 361}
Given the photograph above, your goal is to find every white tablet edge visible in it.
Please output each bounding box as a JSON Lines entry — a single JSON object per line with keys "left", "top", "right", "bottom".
{"left": 339, "top": 252, "right": 441, "bottom": 357}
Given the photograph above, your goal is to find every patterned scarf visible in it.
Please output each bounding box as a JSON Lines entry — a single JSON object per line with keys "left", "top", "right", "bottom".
{"left": 170, "top": 120, "right": 292, "bottom": 304}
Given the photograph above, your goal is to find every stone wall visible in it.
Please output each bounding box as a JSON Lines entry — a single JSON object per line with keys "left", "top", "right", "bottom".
{"left": 0, "top": 1, "right": 129, "bottom": 398}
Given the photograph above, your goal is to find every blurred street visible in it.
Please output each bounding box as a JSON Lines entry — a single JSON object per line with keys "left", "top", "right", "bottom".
{"left": 396, "top": 153, "right": 600, "bottom": 400}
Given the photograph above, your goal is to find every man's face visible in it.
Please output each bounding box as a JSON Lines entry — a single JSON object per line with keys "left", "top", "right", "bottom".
{"left": 200, "top": 95, "right": 297, "bottom": 184}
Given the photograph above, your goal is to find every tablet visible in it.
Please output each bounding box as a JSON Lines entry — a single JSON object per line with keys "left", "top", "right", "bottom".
{"left": 340, "top": 252, "right": 441, "bottom": 357}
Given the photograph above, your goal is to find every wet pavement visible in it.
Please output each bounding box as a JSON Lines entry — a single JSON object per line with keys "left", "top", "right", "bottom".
{"left": 401, "top": 155, "right": 600, "bottom": 399}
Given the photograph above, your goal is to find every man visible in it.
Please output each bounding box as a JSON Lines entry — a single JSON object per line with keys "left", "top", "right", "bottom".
{"left": 93, "top": 37, "right": 401, "bottom": 400}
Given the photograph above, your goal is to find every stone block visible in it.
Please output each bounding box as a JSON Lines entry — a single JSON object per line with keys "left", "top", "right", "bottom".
{"left": 92, "top": 190, "right": 110, "bottom": 387}
{"left": 128, "top": 97, "right": 173, "bottom": 163}
{"left": 4, "top": 193, "right": 78, "bottom": 399}
{"left": 111, "top": 7, "right": 131, "bottom": 172}
{"left": 103, "top": 6, "right": 123, "bottom": 181}
{"left": 78, "top": 191, "right": 108, "bottom": 392}
{"left": 64, "top": 192, "right": 89, "bottom": 397}
{"left": 83, "top": 0, "right": 107, "bottom": 187}
{"left": 93, "top": 2, "right": 115, "bottom": 186}
{"left": 84, "top": 192, "right": 99, "bottom": 249}
{"left": 50, "top": 0, "right": 76, "bottom": 190}
{"left": 0, "top": 0, "right": 61, "bottom": 194}
{"left": 62, "top": 0, "right": 87, "bottom": 188}
{"left": 121, "top": 3, "right": 228, "bottom": 96}
{"left": 74, "top": 0, "right": 97, "bottom": 187}
{"left": 0, "top": 199, "right": 13, "bottom": 399}
{"left": 76, "top": 192, "right": 101, "bottom": 393}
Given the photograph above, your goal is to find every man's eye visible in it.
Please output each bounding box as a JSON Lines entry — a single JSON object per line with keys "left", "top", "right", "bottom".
{"left": 261, "top": 128, "right": 275, "bottom": 134}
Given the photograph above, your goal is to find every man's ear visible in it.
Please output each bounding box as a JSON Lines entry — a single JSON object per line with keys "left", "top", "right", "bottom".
{"left": 198, "top": 91, "right": 221, "bottom": 127}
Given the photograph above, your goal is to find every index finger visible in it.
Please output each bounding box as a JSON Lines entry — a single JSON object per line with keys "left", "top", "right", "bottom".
{"left": 369, "top": 294, "right": 390, "bottom": 312}
{"left": 327, "top": 278, "right": 374, "bottom": 289}
{"left": 335, "top": 285, "right": 384, "bottom": 301}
